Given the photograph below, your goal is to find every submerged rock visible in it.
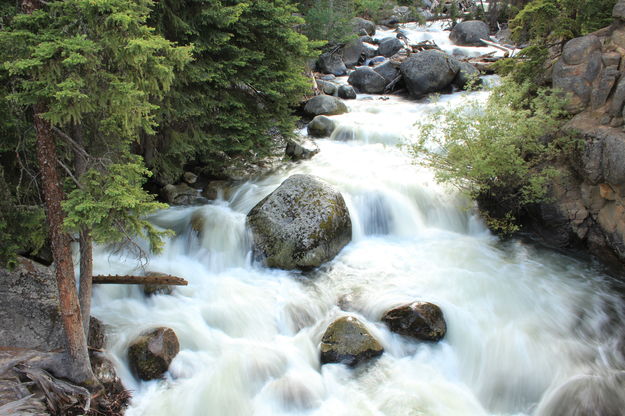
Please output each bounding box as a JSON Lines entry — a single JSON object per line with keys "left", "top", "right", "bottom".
{"left": 246, "top": 174, "right": 352, "bottom": 270}
{"left": 143, "top": 272, "right": 175, "bottom": 296}
{"left": 381, "top": 301, "right": 446, "bottom": 341}
{"left": 449, "top": 20, "right": 490, "bottom": 46}
{"left": 320, "top": 316, "right": 384, "bottom": 366}
{"left": 128, "top": 327, "right": 180, "bottom": 380}
{"left": 307, "top": 115, "right": 337, "bottom": 138}
{"left": 400, "top": 50, "right": 460, "bottom": 97}
{"left": 304, "top": 95, "right": 348, "bottom": 117}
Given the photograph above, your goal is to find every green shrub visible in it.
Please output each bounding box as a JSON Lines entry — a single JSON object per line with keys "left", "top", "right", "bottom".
{"left": 411, "top": 79, "right": 576, "bottom": 234}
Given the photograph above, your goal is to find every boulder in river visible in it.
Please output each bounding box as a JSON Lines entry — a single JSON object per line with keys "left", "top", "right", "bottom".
{"left": 449, "top": 20, "right": 490, "bottom": 46}
{"left": 352, "top": 17, "right": 376, "bottom": 36}
{"left": 246, "top": 174, "right": 352, "bottom": 270}
{"left": 400, "top": 50, "right": 461, "bottom": 98}
{"left": 285, "top": 138, "right": 320, "bottom": 161}
{"left": 377, "top": 37, "right": 403, "bottom": 58}
{"left": 348, "top": 67, "right": 387, "bottom": 94}
{"left": 374, "top": 61, "right": 400, "bottom": 84}
{"left": 317, "top": 51, "right": 347, "bottom": 76}
{"left": 320, "top": 316, "right": 384, "bottom": 366}
{"left": 128, "top": 327, "right": 180, "bottom": 380}
{"left": 342, "top": 38, "right": 364, "bottom": 68}
{"left": 304, "top": 95, "right": 348, "bottom": 117}
{"left": 316, "top": 79, "right": 338, "bottom": 96}
{"left": 162, "top": 183, "right": 201, "bottom": 205}
{"left": 338, "top": 85, "right": 357, "bottom": 100}
{"left": 381, "top": 301, "right": 446, "bottom": 341}
{"left": 453, "top": 61, "right": 481, "bottom": 90}
{"left": 307, "top": 115, "right": 337, "bottom": 137}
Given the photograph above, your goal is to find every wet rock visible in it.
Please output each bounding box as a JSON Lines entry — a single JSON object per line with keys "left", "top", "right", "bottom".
{"left": 338, "top": 85, "right": 357, "bottom": 100}
{"left": 449, "top": 20, "right": 490, "bottom": 46}
{"left": 320, "top": 316, "right": 384, "bottom": 366}
{"left": 352, "top": 17, "right": 376, "bottom": 36}
{"left": 317, "top": 51, "right": 347, "bottom": 76}
{"left": 320, "top": 74, "right": 336, "bottom": 81}
{"left": 373, "top": 61, "right": 400, "bottom": 84}
{"left": 307, "top": 115, "right": 337, "bottom": 137}
{"left": 128, "top": 327, "right": 180, "bottom": 380}
{"left": 377, "top": 37, "right": 403, "bottom": 58}
{"left": 143, "top": 272, "right": 174, "bottom": 297}
{"left": 202, "top": 180, "right": 232, "bottom": 201}
{"left": 182, "top": 171, "right": 197, "bottom": 185}
{"left": 162, "top": 183, "right": 200, "bottom": 205}
{"left": 88, "top": 317, "right": 107, "bottom": 350}
{"left": 348, "top": 67, "right": 387, "bottom": 94}
{"left": 381, "top": 302, "right": 446, "bottom": 341}
{"left": 246, "top": 174, "right": 352, "bottom": 270}
{"left": 342, "top": 38, "right": 364, "bottom": 68}
{"left": 0, "top": 258, "right": 64, "bottom": 350}
{"left": 304, "top": 95, "right": 348, "bottom": 117}
{"left": 286, "top": 138, "right": 320, "bottom": 161}
{"left": 400, "top": 50, "right": 461, "bottom": 98}
{"left": 363, "top": 43, "right": 379, "bottom": 58}
{"left": 316, "top": 79, "right": 337, "bottom": 96}
{"left": 453, "top": 61, "right": 481, "bottom": 89}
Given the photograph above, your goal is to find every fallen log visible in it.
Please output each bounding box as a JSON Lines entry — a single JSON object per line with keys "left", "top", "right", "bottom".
{"left": 92, "top": 274, "right": 188, "bottom": 286}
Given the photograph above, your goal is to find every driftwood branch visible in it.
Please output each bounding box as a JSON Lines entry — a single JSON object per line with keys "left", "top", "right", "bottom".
{"left": 93, "top": 274, "right": 188, "bottom": 286}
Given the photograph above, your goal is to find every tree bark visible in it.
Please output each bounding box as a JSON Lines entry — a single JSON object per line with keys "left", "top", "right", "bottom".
{"left": 33, "top": 109, "right": 97, "bottom": 388}
{"left": 72, "top": 124, "right": 93, "bottom": 338}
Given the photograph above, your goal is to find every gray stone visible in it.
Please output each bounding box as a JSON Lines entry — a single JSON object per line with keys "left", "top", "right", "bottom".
{"left": 338, "top": 85, "right": 357, "bottom": 100}
{"left": 591, "top": 66, "right": 620, "bottom": 109}
{"left": 316, "top": 79, "right": 337, "bottom": 96}
{"left": 602, "top": 52, "right": 621, "bottom": 67}
{"left": 320, "top": 316, "right": 383, "bottom": 366}
{"left": 363, "top": 43, "right": 379, "bottom": 58}
{"left": 352, "top": 17, "right": 376, "bottom": 36}
{"left": 348, "top": 67, "right": 387, "bottom": 94}
{"left": 162, "top": 183, "right": 200, "bottom": 205}
{"left": 453, "top": 61, "right": 480, "bottom": 89}
{"left": 0, "top": 258, "right": 64, "bottom": 351}
{"left": 381, "top": 302, "right": 446, "bottom": 341}
{"left": 317, "top": 52, "right": 347, "bottom": 76}
{"left": 202, "top": 180, "right": 232, "bottom": 201}
{"left": 561, "top": 35, "right": 601, "bottom": 66}
{"left": 182, "top": 171, "right": 197, "bottom": 184}
{"left": 373, "top": 61, "right": 400, "bottom": 84}
{"left": 285, "top": 138, "right": 320, "bottom": 161}
{"left": 308, "top": 115, "right": 337, "bottom": 137}
{"left": 377, "top": 37, "right": 403, "bottom": 58}
{"left": 400, "top": 50, "right": 461, "bottom": 97}
{"left": 128, "top": 327, "right": 179, "bottom": 381}
{"left": 304, "top": 95, "right": 348, "bottom": 117}
{"left": 449, "top": 20, "right": 489, "bottom": 46}
{"left": 246, "top": 174, "right": 352, "bottom": 270}
{"left": 610, "top": 77, "right": 625, "bottom": 117}
{"left": 342, "top": 39, "right": 364, "bottom": 68}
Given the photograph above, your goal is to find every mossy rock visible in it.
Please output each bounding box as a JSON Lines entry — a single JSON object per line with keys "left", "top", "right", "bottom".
{"left": 127, "top": 327, "right": 179, "bottom": 380}
{"left": 246, "top": 174, "right": 352, "bottom": 270}
{"left": 320, "top": 316, "right": 384, "bottom": 366}
{"left": 381, "top": 301, "right": 446, "bottom": 341}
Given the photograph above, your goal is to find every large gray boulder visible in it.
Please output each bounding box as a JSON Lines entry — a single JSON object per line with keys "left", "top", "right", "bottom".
{"left": 317, "top": 52, "right": 347, "bottom": 76}
{"left": 449, "top": 20, "right": 490, "bottom": 46}
{"left": 338, "top": 85, "right": 357, "bottom": 100}
{"left": 381, "top": 302, "right": 446, "bottom": 341}
{"left": 348, "top": 67, "right": 387, "bottom": 94}
{"left": 247, "top": 174, "right": 352, "bottom": 270}
{"left": 374, "top": 61, "right": 400, "bottom": 84}
{"left": 377, "top": 37, "right": 403, "bottom": 58}
{"left": 307, "top": 115, "right": 337, "bottom": 137}
{"left": 342, "top": 38, "right": 364, "bottom": 68}
{"left": 453, "top": 61, "right": 481, "bottom": 89}
{"left": 400, "top": 50, "right": 461, "bottom": 97}
{"left": 316, "top": 79, "right": 337, "bottom": 96}
{"left": 320, "top": 316, "right": 384, "bottom": 366}
{"left": 128, "top": 327, "right": 180, "bottom": 380}
{"left": 0, "top": 258, "right": 64, "bottom": 351}
{"left": 304, "top": 95, "right": 348, "bottom": 117}
{"left": 352, "top": 17, "right": 376, "bottom": 36}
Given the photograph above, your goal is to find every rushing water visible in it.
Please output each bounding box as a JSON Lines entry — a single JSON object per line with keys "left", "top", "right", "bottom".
{"left": 91, "top": 22, "right": 625, "bottom": 416}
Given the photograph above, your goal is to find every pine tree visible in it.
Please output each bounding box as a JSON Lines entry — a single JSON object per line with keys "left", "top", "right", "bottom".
{"left": 0, "top": 0, "right": 191, "bottom": 386}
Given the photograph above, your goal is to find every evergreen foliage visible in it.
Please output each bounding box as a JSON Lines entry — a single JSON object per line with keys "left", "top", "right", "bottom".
{"left": 412, "top": 80, "right": 574, "bottom": 234}
{"left": 149, "top": 0, "right": 316, "bottom": 183}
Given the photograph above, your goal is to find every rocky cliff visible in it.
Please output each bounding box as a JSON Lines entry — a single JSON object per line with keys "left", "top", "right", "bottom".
{"left": 531, "top": 0, "right": 625, "bottom": 271}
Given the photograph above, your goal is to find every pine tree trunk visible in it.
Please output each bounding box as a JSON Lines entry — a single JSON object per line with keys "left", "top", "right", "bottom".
{"left": 72, "top": 124, "right": 93, "bottom": 338}
{"left": 33, "top": 107, "right": 97, "bottom": 388}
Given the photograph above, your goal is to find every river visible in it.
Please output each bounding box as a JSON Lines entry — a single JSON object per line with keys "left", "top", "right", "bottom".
{"left": 90, "top": 21, "right": 625, "bottom": 416}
